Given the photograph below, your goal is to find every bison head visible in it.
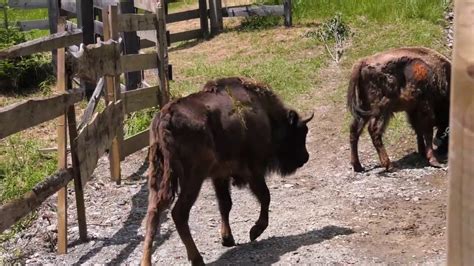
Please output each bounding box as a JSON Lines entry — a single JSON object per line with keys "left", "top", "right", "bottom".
{"left": 273, "top": 110, "right": 313, "bottom": 176}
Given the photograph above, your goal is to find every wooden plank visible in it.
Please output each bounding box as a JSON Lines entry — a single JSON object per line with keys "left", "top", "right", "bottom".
{"left": 119, "top": 0, "right": 141, "bottom": 91}
{"left": 75, "top": 101, "right": 124, "bottom": 186}
{"left": 155, "top": 2, "right": 170, "bottom": 105}
{"left": 121, "top": 53, "right": 158, "bottom": 73}
{"left": 61, "top": 0, "right": 117, "bottom": 14}
{"left": 222, "top": 5, "right": 284, "bottom": 18}
{"left": 106, "top": 5, "right": 123, "bottom": 185}
{"left": 0, "top": 169, "right": 74, "bottom": 233}
{"left": 66, "top": 101, "right": 88, "bottom": 241}
{"left": 55, "top": 17, "right": 68, "bottom": 254}
{"left": 117, "top": 13, "right": 156, "bottom": 32}
{"left": 76, "top": 0, "right": 95, "bottom": 99}
{"left": 78, "top": 78, "right": 104, "bottom": 130}
{"left": 140, "top": 38, "right": 155, "bottom": 49}
{"left": 209, "top": 0, "right": 223, "bottom": 36}
{"left": 8, "top": 0, "right": 47, "bottom": 9}
{"left": 47, "top": 0, "right": 59, "bottom": 76}
{"left": 134, "top": 0, "right": 157, "bottom": 12}
{"left": 447, "top": 0, "right": 474, "bottom": 264}
{"left": 0, "top": 30, "right": 82, "bottom": 59}
{"left": 16, "top": 19, "right": 49, "bottom": 31}
{"left": 169, "top": 29, "right": 202, "bottom": 43}
{"left": 0, "top": 90, "right": 84, "bottom": 140}
{"left": 121, "top": 129, "right": 149, "bottom": 160}
{"left": 198, "top": 0, "right": 209, "bottom": 38}
{"left": 283, "top": 0, "right": 292, "bottom": 27}
{"left": 122, "top": 85, "right": 159, "bottom": 114}
{"left": 167, "top": 9, "right": 200, "bottom": 23}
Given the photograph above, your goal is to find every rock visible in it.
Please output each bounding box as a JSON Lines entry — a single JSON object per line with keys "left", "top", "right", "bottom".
{"left": 283, "top": 184, "right": 294, "bottom": 188}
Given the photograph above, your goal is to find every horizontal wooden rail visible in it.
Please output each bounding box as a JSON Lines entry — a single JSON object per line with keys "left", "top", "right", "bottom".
{"left": 117, "top": 13, "right": 156, "bottom": 32}
{"left": 167, "top": 9, "right": 201, "bottom": 23}
{"left": 0, "top": 168, "right": 74, "bottom": 233}
{"left": 121, "top": 129, "right": 149, "bottom": 160}
{"left": 76, "top": 101, "right": 123, "bottom": 185}
{"left": 122, "top": 85, "right": 159, "bottom": 114}
{"left": 0, "top": 29, "right": 82, "bottom": 59}
{"left": 8, "top": 0, "right": 47, "bottom": 9}
{"left": 134, "top": 0, "right": 157, "bottom": 12}
{"left": 0, "top": 89, "right": 84, "bottom": 139}
{"left": 60, "top": 0, "right": 117, "bottom": 14}
{"left": 121, "top": 53, "right": 158, "bottom": 73}
{"left": 17, "top": 19, "right": 49, "bottom": 31}
{"left": 222, "top": 5, "right": 284, "bottom": 17}
{"left": 170, "top": 29, "right": 203, "bottom": 43}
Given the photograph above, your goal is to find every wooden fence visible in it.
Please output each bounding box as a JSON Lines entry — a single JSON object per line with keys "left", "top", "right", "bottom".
{"left": 0, "top": 1, "right": 170, "bottom": 254}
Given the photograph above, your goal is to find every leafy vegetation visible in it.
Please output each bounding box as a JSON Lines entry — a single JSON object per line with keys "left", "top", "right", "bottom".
{"left": 0, "top": 27, "right": 53, "bottom": 93}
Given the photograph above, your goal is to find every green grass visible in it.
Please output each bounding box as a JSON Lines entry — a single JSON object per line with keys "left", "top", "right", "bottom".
{"left": 0, "top": 135, "right": 57, "bottom": 205}
{"left": 0, "top": 7, "right": 49, "bottom": 38}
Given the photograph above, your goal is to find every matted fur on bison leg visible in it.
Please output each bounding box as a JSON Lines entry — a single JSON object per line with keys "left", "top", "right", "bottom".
{"left": 141, "top": 77, "right": 313, "bottom": 266}
{"left": 347, "top": 47, "right": 451, "bottom": 172}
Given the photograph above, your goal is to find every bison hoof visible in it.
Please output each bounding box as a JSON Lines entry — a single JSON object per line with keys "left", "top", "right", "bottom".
{"left": 191, "top": 256, "right": 205, "bottom": 266}
{"left": 429, "top": 158, "right": 442, "bottom": 168}
{"left": 250, "top": 224, "right": 266, "bottom": 241}
{"left": 221, "top": 235, "right": 236, "bottom": 247}
{"left": 352, "top": 163, "right": 364, "bottom": 172}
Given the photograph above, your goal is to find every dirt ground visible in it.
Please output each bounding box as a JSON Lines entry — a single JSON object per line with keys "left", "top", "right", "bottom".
{"left": 0, "top": 50, "right": 448, "bottom": 264}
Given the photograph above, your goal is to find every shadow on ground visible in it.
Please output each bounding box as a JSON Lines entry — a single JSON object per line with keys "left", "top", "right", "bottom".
{"left": 72, "top": 160, "right": 171, "bottom": 265}
{"left": 208, "top": 225, "right": 354, "bottom": 265}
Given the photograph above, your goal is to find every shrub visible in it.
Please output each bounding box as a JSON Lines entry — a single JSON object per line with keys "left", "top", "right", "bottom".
{"left": 0, "top": 27, "right": 54, "bottom": 93}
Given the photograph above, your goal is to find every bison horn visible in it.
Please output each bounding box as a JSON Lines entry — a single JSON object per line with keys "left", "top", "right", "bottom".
{"left": 302, "top": 112, "right": 314, "bottom": 124}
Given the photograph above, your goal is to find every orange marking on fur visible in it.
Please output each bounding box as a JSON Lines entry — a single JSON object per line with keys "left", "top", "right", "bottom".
{"left": 412, "top": 62, "right": 428, "bottom": 81}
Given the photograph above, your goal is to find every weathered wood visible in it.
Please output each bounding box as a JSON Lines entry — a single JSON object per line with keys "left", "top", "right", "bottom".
{"left": 121, "top": 53, "right": 158, "bottom": 73}
{"left": 76, "top": 0, "right": 96, "bottom": 99}
{"left": 75, "top": 101, "right": 124, "bottom": 185}
{"left": 122, "top": 85, "right": 160, "bottom": 114}
{"left": 134, "top": 0, "right": 158, "bottom": 12}
{"left": 8, "top": 0, "right": 47, "bottom": 8}
{"left": 17, "top": 19, "right": 49, "bottom": 31}
{"left": 117, "top": 13, "right": 157, "bottom": 32}
{"left": 121, "top": 128, "right": 149, "bottom": 160}
{"left": 169, "top": 29, "right": 202, "bottom": 43}
{"left": 167, "top": 9, "right": 200, "bottom": 23}
{"left": 222, "top": 5, "right": 284, "bottom": 17}
{"left": 283, "top": 0, "right": 292, "bottom": 27}
{"left": 198, "top": 0, "right": 209, "bottom": 38}
{"left": 0, "top": 169, "right": 74, "bottom": 234}
{"left": 67, "top": 39, "right": 122, "bottom": 83}
{"left": 119, "top": 0, "right": 141, "bottom": 91}
{"left": 447, "top": 0, "right": 474, "bottom": 264}
{"left": 106, "top": 5, "right": 123, "bottom": 185}
{"left": 66, "top": 99, "right": 88, "bottom": 242}
{"left": 55, "top": 18, "right": 68, "bottom": 254}
{"left": 61, "top": 0, "right": 118, "bottom": 13}
{"left": 78, "top": 78, "right": 105, "bottom": 130}
{"left": 0, "top": 30, "right": 82, "bottom": 59}
{"left": 155, "top": 2, "right": 170, "bottom": 105}
{"left": 47, "top": 0, "right": 59, "bottom": 75}
{"left": 0, "top": 90, "right": 84, "bottom": 140}
{"left": 140, "top": 38, "right": 155, "bottom": 49}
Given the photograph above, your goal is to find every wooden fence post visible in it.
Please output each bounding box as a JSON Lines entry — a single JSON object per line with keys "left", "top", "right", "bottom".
{"left": 76, "top": 0, "right": 95, "bottom": 99}
{"left": 283, "top": 0, "right": 292, "bottom": 27}
{"left": 447, "top": 0, "right": 474, "bottom": 264}
{"left": 155, "top": 1, "right": 170, "bottom": 106}
{"left": 198, "top": 0, "right": 209, "bottom": 39}
{"left": 55, "top": 16, "right": 68, "bottom": 255}
{"left": 209, "top": 0, "right": 223, "bottom": 36}
{"left": 103, "top": 5, "right": 123, "bottom": 185}
{"left": 119, "top": 0, "right": 142, "bottom": 91}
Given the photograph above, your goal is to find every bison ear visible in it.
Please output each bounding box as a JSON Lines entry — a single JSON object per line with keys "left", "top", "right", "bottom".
{"left": 288, "top": 110, "right": 299, "bottom": 126}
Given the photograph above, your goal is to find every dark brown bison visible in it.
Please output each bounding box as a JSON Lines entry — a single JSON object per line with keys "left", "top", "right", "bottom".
{"left": 141, "top": 77, "right": 313, "bottom": 265}
{"left": 347, "top": 47, "right": 451, "bottom": 172}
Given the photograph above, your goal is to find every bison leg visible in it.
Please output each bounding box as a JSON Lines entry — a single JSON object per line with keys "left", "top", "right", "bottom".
{"left": 172, "top": 177, "right": 205, "bottom": 266}
{"left": 368, "top": 116, "right": 392, "bottom": 171}
{"left": 350, "top": 117, "right": 368, "bottom": 172}
{"left": 248, "top": 176, "right": 270, "bottom": 241}
{"left": 422, "top": 126, "right": 442, "bottom": 168}
{"left": 411, "top": 107, "right": 442, "bottom": 168}
{"left": 408, "top": 112, "right": 426, "bottom": 156}
{"left": 212, "top": 178, "right": 235, "bottom": 247}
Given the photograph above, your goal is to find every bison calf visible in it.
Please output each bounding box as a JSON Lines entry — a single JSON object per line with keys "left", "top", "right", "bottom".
{"left": 347, "top": 47, "right": 450, "bottom": 172}
{"left": 141, "top": 77, "right": 313, "bottom": 265}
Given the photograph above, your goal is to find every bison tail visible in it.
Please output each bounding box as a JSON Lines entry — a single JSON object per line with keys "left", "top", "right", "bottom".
{"left": 347, "top": 60, "right": 372, "bottom": 118}
{"left": 148, "top": 113, "right": 179, "bottom": 209}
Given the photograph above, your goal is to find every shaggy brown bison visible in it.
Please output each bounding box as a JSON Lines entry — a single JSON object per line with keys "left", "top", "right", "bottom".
{"left": 347, "top": 47, "right": 451, "bottom": 172}
{"left": 141, "top": 77, "right": 313, "bottom": 265}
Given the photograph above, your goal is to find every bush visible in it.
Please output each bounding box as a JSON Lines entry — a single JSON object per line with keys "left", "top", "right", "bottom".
{"left": 0, "top": 27, "right": 54, "bottom": 93}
